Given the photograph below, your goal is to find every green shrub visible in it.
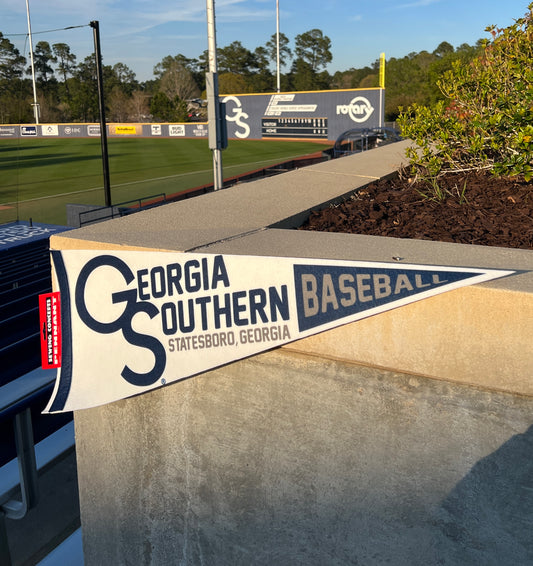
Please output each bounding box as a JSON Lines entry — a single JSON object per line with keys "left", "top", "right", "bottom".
{"left": 398, "top": 3, "right": 533, "bottom": 191}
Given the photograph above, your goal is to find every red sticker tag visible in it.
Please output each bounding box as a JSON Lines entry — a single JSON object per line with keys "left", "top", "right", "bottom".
{"left": 39, "top": 292, "right": 62, "bottom": 368}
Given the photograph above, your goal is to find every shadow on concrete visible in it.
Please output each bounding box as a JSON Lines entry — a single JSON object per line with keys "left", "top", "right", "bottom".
{"left": 433, "top": 424, "right": 533, "bottom": 566}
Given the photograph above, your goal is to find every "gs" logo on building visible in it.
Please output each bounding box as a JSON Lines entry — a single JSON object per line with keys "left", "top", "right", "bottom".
{"left": 222, "top": 96, "right": 251, "bottom": 138}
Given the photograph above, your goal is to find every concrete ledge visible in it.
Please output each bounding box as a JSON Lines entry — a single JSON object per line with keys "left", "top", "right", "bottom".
{"left": 51, "top": 139, "right": 532, "bottom": 396}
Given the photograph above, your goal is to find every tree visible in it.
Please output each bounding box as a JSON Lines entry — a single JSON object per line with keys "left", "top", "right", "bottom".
{"left": 0, "top": 32, "right": 26, "bottom": 82}
{"left": 112, "top": 62, "right": 137, "bottom": 95}
{"left": 218, "top": 41, "right": 256, "bottom": 75}
{"left": 159, "top": 60, "right": 200, "bottom": 101}
{"left": 195, "top": 50, "right": 209, "bottom": 74}
{"left": 32, "top": 41, "right": 56, "bottom": 84}
{"left": 253, "top": 46, "right": 269, "bottom": 72}
{"left": 399, "top": 2, "right": 533, "bottom": 186}
{"left": 37, "top": 93, "right": 62, "bottom": 122}
{"left": 173, "top": 97, "right": 189, "bottom": 122}
{"left": 150, "top": 92, "right": 188, "bottom": 122}
{"left": 384, "top": 54, "right": 435, "bottom": 120}
{"left": 52, "top": 43, "right": 76, "bottom": 83}
{"left": 108, "top": 86, "right": 131, "bottom": 121}
{"left": 359, "top": 73, "right": 379, "bottom": 88}
{"left": 330, "top": 66, "right": 373, "bottom": 89}
{"left": 188, "top": 57, "right": 206, "bottom": 92}
{"left": 154, "top": 54, "right": 204, "bottom": 97}
{"left": 150, "top": 92, "right": 173, "bottom": 121}
{"left": 427, "top": 41, "right": 483, "bottom": 104}
{"left": 0, "top": 32, "right": 28, "bottom": 122}
{"left": 51, "top": 42, "right": 76, "bottom": 104}
{"left": 218, "top": 72, "right": 250, "bottom": 94}
{"left": 69, "top": 55, "right": 99, "bottom": 121}
{"left": 154, "top": 54, "right": 195, "bottom": 79}
{"left": 288, "top": 58, "right": 316, "bottom": 91}
{"left": 265, "top": 32, "right": 292, "bottom": 69}
{"left": 250, "top": 46, "right": 274, "bottom": 91}
{"left": 128, "top": 90, "right": 150, "bottom": 122}
{"left": 0, "top": 25, "right": 492, "bottom": 124}
{"left": 432, "top": 41, "right": 454, "bottom": 58}
{"left": 294, "top": 29, "right": 332, "bottom": 72}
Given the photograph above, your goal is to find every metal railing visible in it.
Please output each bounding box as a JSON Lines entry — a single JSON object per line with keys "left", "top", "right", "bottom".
{"left": 0, "top": 369, "right": 75, "bottom": 566}
{"left": 78, "top": 193, "right": 167, "bottom": 227}
{"left": 332, "top": 127, "right": 402, "bottom": 159}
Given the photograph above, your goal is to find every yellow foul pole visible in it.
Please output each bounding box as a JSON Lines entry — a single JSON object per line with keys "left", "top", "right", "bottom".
{"left": 379, "top": 52, "right": 385, "bottom": 89}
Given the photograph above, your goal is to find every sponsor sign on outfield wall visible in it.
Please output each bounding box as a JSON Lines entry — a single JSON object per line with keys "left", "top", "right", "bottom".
{"left": 110, "top": 124, "right": 141, "bottom": 136}
{"left": 62, "top": 125, "right": 84, "bottom": 136}
{"left": 42, "top": 125, "right": 59, "bottom": 136}
{"left": 0, "top": 123, "right": 212, "bottom": 139}
{"left": 0, "top": 126, "right": 16, "bottom": 137}
{"left": 21, "top": 126, "right": 37, "bottom": 136}
{"left": 43, "top": 249, "right": 512, "bottom": 413}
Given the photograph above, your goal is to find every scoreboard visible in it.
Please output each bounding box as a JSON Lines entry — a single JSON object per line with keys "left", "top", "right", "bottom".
{"left": 261, "top": 117, "right": 328, "bottom": 139}
{"left": 223, "top": 89, "right": 384, "bottom": 141}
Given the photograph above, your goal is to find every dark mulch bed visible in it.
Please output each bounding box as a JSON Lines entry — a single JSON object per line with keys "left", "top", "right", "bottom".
{"left": 299, "top": 169, "right": 533, "bottom": 250}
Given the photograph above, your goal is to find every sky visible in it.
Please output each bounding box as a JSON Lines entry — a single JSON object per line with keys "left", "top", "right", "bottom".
{"left": 1, "top": 0, "right": 531, "bottom": 83}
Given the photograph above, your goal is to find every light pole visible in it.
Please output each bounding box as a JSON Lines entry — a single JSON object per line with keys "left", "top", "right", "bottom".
{"left": 90, "top": 21, "right": 112, "bottom": 207}
{"left": 276, "top": 0, "right": 280, "bottom": 92}
{"left": 25, "top": 0, "right": 39, "bottom": 124}
{"left": 206, "top": 0, "right": 225, "bottom": 190}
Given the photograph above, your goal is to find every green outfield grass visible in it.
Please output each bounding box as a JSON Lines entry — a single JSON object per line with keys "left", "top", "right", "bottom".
{"left": 0, "top": 137, "right": 328, "bottom": 225}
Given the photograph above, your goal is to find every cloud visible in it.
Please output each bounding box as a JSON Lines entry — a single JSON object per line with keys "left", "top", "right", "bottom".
{"left": 392, "top": 0, "right": 440, "bottom": 9}
{"left": 1, "top": 0, "right": 274, "bottom": 36}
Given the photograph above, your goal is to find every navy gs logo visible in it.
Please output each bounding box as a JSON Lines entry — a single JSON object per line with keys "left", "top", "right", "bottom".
{"left": 222, "top": 96, "right": 251, "bottom": 138}
{"left": 75, "top": 255, "right": 166, "bottom": 386}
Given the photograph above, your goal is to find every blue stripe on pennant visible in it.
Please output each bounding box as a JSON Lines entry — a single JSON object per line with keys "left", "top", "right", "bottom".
{"left": 48, "top": 251, "right": 73, "bottom": 412}
{"left": 293, "top": 264, "right": 479, "bottom": 332}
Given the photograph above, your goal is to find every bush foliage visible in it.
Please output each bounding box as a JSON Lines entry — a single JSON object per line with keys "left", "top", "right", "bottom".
{"left": 398, "top": 3, "right": 533, "bottom": 184}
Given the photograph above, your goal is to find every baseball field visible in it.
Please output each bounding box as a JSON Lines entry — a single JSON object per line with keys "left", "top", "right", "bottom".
{"left": 0, "top": 137, "right": 328, "bottom": 226}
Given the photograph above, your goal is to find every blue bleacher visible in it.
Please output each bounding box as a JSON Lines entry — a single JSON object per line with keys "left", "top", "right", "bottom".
{"left": 0, "top": 221, "right": 70, "bottom": 388}
{"left": 0, "top": 221, "right": 80, "bottom": 565}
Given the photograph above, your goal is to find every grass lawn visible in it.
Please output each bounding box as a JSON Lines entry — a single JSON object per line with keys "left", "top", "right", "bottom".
{"left": 0, "top": 137, "right": 328, "bottom": 225}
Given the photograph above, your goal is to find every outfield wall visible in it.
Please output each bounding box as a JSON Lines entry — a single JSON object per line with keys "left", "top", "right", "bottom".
{"left": 0, "top": 88, "right": 384, "bottom": 143}
{"left": 0, "top": 122, "right": 208, "bottom": 140}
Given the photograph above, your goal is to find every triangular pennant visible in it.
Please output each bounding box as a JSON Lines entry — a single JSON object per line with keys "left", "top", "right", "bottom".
{"left": 44, "top": 250, "right": 513, "bottom": 413}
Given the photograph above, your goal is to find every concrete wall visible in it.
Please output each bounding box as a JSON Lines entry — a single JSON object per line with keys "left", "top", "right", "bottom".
{"left": 50, "top": 141, "right": 533, "bottom": 565}
{"left": 74, "top": 351, "right": 533, "bottom": 566}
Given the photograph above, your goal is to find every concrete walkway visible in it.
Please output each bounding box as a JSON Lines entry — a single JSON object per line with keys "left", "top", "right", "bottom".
{"left": 52, "top": 140, "right": 412, "bottom": 252}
